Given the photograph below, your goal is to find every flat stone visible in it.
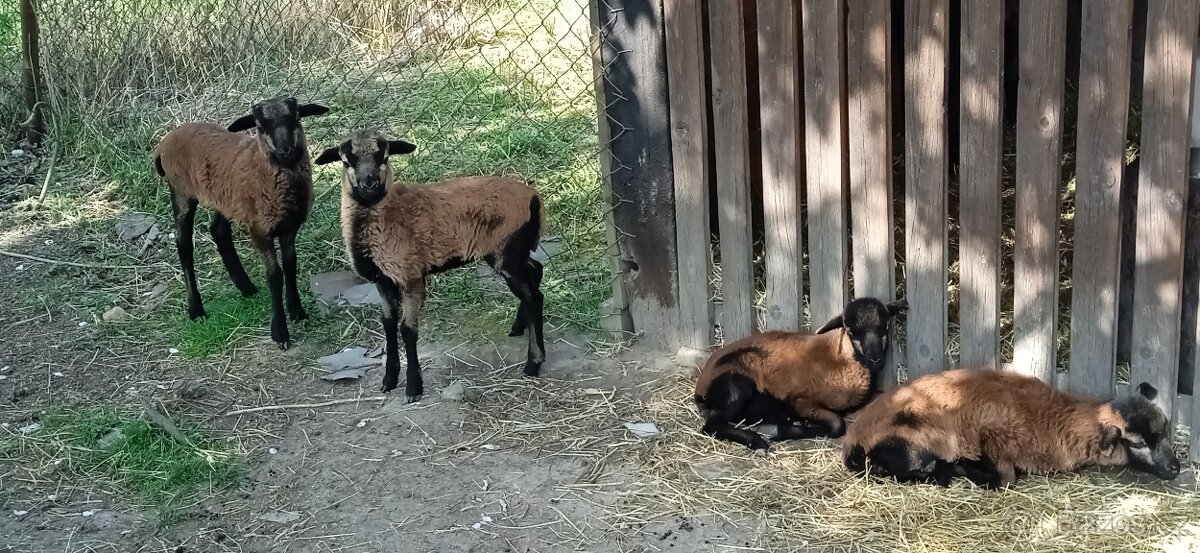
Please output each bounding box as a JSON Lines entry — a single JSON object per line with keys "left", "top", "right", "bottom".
{"left": 310, "top": 271, "right": 366, "bottom": 304}
{"left": 341, "top": 283, "right": 381, "bottom": 306}
{"left": 317, "top": 347, "right": 379, "bottom": 373}
{"left": 441, "top": 380, "right": 477, "bottom": 403}
{"left": 102, "top": 306, "right": 129, "bottom": 322}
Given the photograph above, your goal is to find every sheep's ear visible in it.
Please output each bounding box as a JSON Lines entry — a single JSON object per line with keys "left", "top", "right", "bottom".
{"left": 886, "top": 299, "right": 909, "bottom": 317}
{"left": 298, "top": 103, "right": 330, "bottom": 118}
{"left": 227, "top": 114, "right": 256, "bottom": 132}
{"left": 313, "top": 147, "right": 341, "bottom": 165}
{"left": 815, "top": 314, "right": 845, "bottom": 334}
{"left": 1099, "top": 424, "right": 1123, "bottom": 455}
{"left": 387, "top": 140, "right": 417, "bottom": 155}
{"left": 1137, "top": 382, "right": 1158, "bottom": 401}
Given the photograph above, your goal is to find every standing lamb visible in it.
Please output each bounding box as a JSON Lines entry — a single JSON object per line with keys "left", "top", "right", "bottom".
{"left": 314, "top": 130, "right": 546, "bottom": 401}
{"left": 154, "top": 96, "right": 330, "bottom": 349}
{"left": 842, "top": 368, "right": 1182, "bottom": 488}
{"left": 694, "top": 297, "right": 907, "bottom": 450}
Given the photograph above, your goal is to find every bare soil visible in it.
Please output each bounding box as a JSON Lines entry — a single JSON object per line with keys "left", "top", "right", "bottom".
{"left": 0, "top": 227, "right": 759, "bottom": 553}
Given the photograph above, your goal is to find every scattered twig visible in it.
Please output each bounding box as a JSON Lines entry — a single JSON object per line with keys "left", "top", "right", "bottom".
{"left": 34, "top": 140, "right": 57, "bottom": 207}
{"left": 0, "top": 250, "right": 148, "bottom": 270}
{"left": 140, "top": 397, "right": 194, "bottom": 447}
{"left": 224, "top": 396, "right": 388, "bottom": 417}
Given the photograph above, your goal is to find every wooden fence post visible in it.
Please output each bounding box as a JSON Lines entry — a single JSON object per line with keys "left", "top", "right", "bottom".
{"left": 957, "top": 0, "right": 1005, "bottom": 370}
{"left": 20, "top": 0, "right": 45, "bottom": 144}
{"left": 903, "top": 0, "right": 950, "bottom": 379}
{"left": 757, "top": 0, "right": 805, "bottom": 333}
{"left": 1068, "top": 0, "right": 1133, "bottom": 398}
{"left": 1131, "top": 0, "right": 1200, "bottom": 420}
{"left": 665, "top": 0, "right": 714, "bottom": 351}
{"left": 592, "top": 0, "right": 680, "bottom": 348}
{"left": 1012, "top": 0, "right": 1067, "bottom": 385}
{"left": 708, "top": 0, "right": 755, "bottom": 341}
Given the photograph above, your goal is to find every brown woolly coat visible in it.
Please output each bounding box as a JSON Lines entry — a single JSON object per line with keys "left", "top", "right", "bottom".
{"left": 843, "top": 368, "right": 1129, "bottom": 482}
{"left": 341, "top": 175, "right": 542, "bottom": 286}
{"left": 156, "top": 122, "right": 313, "bottom": 235}
{"left": 695, "top": 329, "right": 873, "bottom": 418}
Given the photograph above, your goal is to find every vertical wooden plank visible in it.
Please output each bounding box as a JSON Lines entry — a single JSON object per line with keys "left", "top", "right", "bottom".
{"left": 595, "top": 0, "right": 681, "bottom": 348}
{"left": 1131, "top": 0, "right": 1199, "bottom": 419}
{"left": 1012, "top": 0, "right": 1067, "bottom": 384}
{"left": 1068, "top": 1, "right": 1133, "bottom": 398}
{"left": 957, "top": 0, "right": 1005, "bottom": 369}
{"left": 846, "top": 0, "right": 895, "bottom": 384}
{"left": 665, "top": 0, "right": 713, "bottom": 349}
{"left": 757, "top": 0, "right": 805, "bottom": 332}
{"left": 708, "top": 0, "right": 755, "bottom": 341}
{"left": 903, "top": 0, "right": 949, "bottom": 378}
{"left": 589, "top": 0, "right": 633, "bottom": 335}
{"left": 801, "top": 0, "right": 849, "bottom": 327}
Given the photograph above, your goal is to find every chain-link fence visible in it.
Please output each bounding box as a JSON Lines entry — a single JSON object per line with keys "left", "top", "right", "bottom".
{"left": 15, "top": 0, "right": 612, "bottom": 328}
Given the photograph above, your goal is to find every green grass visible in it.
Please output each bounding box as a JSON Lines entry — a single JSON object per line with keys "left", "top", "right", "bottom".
{"left": 15, "top": 0, "right": 608, "bottom": 357}
{"left": 35, "top": 407, "right": 241, "bottom": 522}
{"left": 169, "top": 287, "right": 276, "bottom": 357}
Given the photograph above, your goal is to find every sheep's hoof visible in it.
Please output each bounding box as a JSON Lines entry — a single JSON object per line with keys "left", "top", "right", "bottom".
{"left": 290, "top": 308, "right": 307, "bottom": 322}
{"left": 750, "top": 438, "right": 770, "bottom": 453}
{"left": 276, "top": 340, "right": 290, "bottom": 351}
{"left": 522, "top": 363, "right": 541, "bottom": 377}
{"left": 188, "top": 307, "right": 207, "bottom": 320}
{"left": 508, "top": 328, "right": 525, "bottom": 337}
{"left": 239, "top": 285, "right": 259, "bottom": 297}
{"left": 405, "top": 394, "right": 422, "bottom": 403}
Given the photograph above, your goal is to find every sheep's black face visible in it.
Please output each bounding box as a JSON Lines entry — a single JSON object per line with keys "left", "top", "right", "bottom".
{"left": 314, "top": 131, "right": 417, "bottom": 207}
{"left": 815, "top": 297, "right": 908, "bottom": 374}
{"left": 228, "top": 96, "right": 330, "bottom": 167}
{"left": 1112, "top": 383, "right": 1181, "bottom": 480}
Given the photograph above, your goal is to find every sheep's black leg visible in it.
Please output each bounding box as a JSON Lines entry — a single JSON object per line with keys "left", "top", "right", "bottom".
{"left": 209, "top": 213, "right": 258, "bottom": 297}
{"left": 172, "top": 194, "right": 204, "bottom": 319}
{"left": 500, "top": 258, "right": 545, "bottom": 376}
{"left": 954, "top": 456, "right": 1003, "bottom": 490}
{"left": 701, "top": 373, "right": 770, "bottom": 450}
{"left": 376, "top": 279, "right": 403, "bottom": 394}
{"left": 788, "top": 398, "right": 847, "bottom": 438}
{"left": 399, "top": 279, "right": 427, "bottom": 402}
{"left": 251, "top": 233, "right": 289, "bottom": 350}
{"left": 508, "top": 258, "right": 543, "bottom": 337}
{"left": 278, "top": 231, "right": 306, "bottom": 322}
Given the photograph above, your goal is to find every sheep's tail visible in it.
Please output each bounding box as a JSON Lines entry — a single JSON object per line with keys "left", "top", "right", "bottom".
{"left": 528, "top": 194, "right": 543, "bottom": 252}
{"left": 153, "top": 155, "right": 166, "bottom": 178}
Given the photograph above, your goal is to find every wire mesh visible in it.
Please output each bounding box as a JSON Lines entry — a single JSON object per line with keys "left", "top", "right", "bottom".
{"left": 24, "top": 0, "right": 614, "bottom": 329}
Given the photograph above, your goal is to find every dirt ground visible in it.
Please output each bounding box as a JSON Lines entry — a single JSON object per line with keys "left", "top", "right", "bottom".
{"left": 0, "top": 224, "right": 763, "bottom": 553}
{"left": 3, "top": 223, "right": 1199, "bottom": 553}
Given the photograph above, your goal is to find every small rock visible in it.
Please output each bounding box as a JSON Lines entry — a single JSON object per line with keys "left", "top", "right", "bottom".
{"left": 81, "top": 510, "right": 95, "bottom": 517}
{"left": 317, "top": 347, "right": 378, "bottom": 374}
{"left": 11, "top": 149, "right": 25, "bottom": 158}
{"left": 340, "top": 283, "right": 381, "bottom": 306}
{"left": 18, "top": 422, "right": 41, "bottom": 434}
{"left": 310, "top": 271, "right": 365, "bottom": 304}
{"left": 115, "top": 212, "right": 157, "bottom": 241}
{"left": 102, "top": 306, "right": 129, "bottom": 322}
{"left": 623, "top": 422, "right": 660, "bottom": 439}
{"left": 268, "top": 448, "right": 278, "bottom": 455}
{"left": 673, "top": 346, "right": 709, "bottom": 369}
{"left": 441, "top": 380, "right": 477, "bottom": 403}
{"left": 12, "top": 510, "right": 27, "bottom": 517}
{"left": 168, "top": 348, "right": 179, "bottom": 354}
{"left": 97, "top": 428, "right": 125, "bottom": 450}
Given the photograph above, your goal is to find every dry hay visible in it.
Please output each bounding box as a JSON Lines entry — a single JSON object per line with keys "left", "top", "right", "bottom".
{"left": 604, "top": 374, "right": 1200, "bottom": 553}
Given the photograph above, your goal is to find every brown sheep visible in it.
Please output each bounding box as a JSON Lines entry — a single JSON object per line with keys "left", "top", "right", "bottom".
{"left": 694, "top": 297, "right": 907, "bottom": 450}
{"left": 154, "top": 96, "right": 330, "bottom": 349}
{"left": 314, "top": 130, "right": 545, "bottom": 401}
{"left": 842, "top": 368, "right": 1181, "bottom": 489}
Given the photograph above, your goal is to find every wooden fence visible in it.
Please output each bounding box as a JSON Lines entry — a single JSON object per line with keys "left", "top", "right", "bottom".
{"left": 592, "top": 0, "right": 1200, "bottom": 457}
